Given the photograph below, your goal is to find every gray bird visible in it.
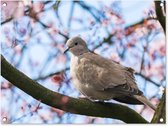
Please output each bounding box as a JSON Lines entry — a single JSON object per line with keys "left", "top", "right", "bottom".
{"left": 64, "top": 36, "right": 156, "bottom": 111}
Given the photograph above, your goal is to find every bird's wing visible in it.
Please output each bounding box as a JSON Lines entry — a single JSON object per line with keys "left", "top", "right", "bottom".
{"left": 77, "top": 52, "right": 142, "bottom": 95}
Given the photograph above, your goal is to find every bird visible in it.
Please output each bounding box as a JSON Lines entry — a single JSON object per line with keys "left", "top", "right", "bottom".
{"left": 64, "top": 36, "right": 156, "bottom": 111}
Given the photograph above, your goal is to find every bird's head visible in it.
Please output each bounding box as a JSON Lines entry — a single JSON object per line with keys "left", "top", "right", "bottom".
{"left": 64, "top": 36, "right": 89, "bottom": 56}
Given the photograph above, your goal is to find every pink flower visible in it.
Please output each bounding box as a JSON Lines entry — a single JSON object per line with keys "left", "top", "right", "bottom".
{"left": 51, "top": 74, "right": 64, "bottom": 84}
{"left": 50, "top": 108, "right": 64, "bottom": 117}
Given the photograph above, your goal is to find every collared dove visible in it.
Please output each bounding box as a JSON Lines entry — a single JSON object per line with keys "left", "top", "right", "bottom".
{"left": 64, "top": 36, "right": 156, "bottom": 111}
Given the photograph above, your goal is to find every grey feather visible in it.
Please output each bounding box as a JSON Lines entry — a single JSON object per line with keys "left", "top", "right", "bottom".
{"left": 65, "top": 36, "right": 156, "bottom": 111}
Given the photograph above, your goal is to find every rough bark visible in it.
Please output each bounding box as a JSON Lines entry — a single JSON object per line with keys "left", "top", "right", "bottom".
{"left": 155, "top": 1, "right": 166, "bottom": 32}
{"left": 151, "top": 91, "right": 166, "bottom": 123}
{"left": 1, "top": 54, "right": 148, "bottom": 123}
{"left": 151, "top": 2, "right": 166, "bottom": 123}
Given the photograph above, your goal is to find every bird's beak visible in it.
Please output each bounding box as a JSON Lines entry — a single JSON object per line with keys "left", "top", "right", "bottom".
{"left": 64, "top": 47, "right": 69, "bottom": 54}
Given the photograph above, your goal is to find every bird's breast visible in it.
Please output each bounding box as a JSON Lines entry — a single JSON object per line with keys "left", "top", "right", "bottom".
{"left": 69, "top": 56, "right": 117, "bottom": 100}
{"left": 70, "top": 56, "right": 91, "bottom": 86}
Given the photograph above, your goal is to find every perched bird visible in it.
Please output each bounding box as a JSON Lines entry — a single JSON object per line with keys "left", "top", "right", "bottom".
{"left": 64, "top": 36, "right": 156, "bottom": 111}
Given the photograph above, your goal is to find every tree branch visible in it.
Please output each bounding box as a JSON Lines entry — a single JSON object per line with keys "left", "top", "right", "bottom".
{"left": 154, "top": 1, "right": 166, "bottom": 32}
{"left": 135, "top": 73, "right": 160, "bottom": 87}
{"left": 151, "top": 90, "right": 166, "bottom": 123}
{"left": 33, "top": 67, "right": 69, "bottom": 81}
{"left": 1, "top": 54, "right": 148, "bottom": 123}
{"left": 1, "top": 1, "right": 52, "bottom": 25}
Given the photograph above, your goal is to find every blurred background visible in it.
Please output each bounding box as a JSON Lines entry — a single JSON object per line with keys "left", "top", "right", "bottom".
{"left": 0, "top": 0, "right": 166, "bottom": 124}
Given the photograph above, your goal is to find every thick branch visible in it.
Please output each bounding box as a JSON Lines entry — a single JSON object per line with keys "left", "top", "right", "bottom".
{"left": 151, "top": 90, "right": 166, "bottom": 123}
{"left": 154, "top": 1, "right": 166, "bottom": 32}
{"left": 1, "top": 54, "right": 148, "bottom": 123}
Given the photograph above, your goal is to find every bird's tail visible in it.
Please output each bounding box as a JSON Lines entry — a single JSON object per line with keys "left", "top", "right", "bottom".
{"left": 134, "top": 95, "right": 156, "bottom": 111}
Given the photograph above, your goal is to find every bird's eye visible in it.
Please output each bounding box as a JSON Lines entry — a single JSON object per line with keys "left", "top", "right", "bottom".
{"left": 75, "top": 42, "right": 78, "bottom": 45}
